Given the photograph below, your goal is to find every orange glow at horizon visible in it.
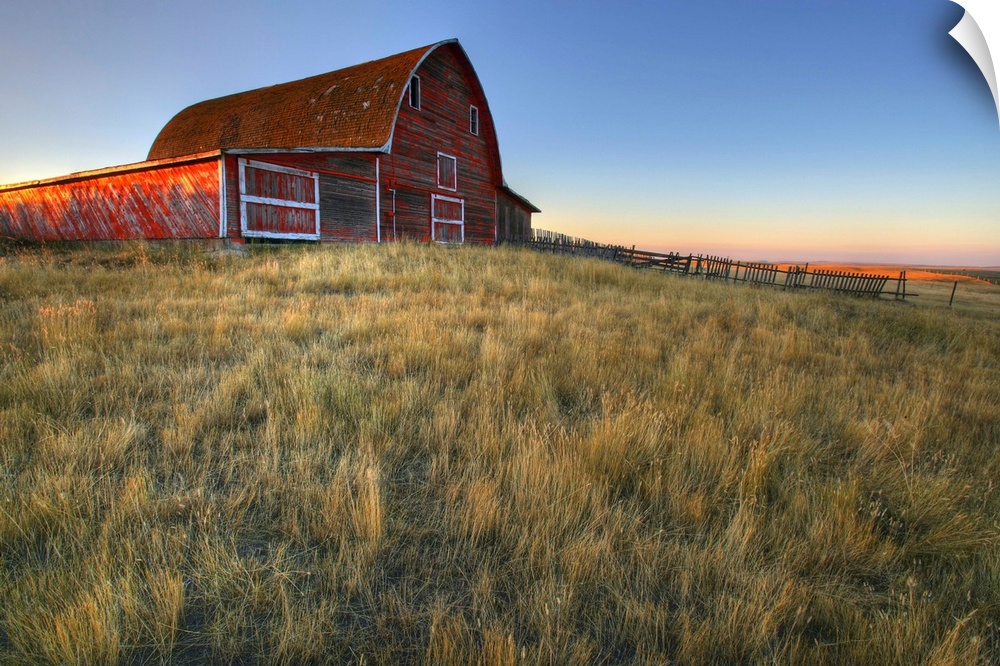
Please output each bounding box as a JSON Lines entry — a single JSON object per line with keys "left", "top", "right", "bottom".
{"left": 530, "top": 210, "right": 999, "bottom": 267}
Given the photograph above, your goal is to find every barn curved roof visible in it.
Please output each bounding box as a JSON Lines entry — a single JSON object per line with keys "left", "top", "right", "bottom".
{"left": 148, "top": 40, "right": 456, "bottom": 160}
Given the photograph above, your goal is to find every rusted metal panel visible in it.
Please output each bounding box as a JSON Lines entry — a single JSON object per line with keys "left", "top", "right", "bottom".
{"left": 0, "top": 156, "right": 221, "bottom": 241}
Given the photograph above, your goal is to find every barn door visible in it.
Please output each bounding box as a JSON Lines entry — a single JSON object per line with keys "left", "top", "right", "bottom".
{"left": 431, "top": 193, "right": 464, "bottom": 244}
{"left": 238, "top": 159, "right": 320, "bottom": 240}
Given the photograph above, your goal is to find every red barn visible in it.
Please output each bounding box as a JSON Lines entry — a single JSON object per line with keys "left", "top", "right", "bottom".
{"left": 0, "top": 40, "right": 538, "bottom": 245}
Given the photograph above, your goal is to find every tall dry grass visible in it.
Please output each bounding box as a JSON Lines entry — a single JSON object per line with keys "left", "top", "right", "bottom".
{"left": 0, "top": 240, "right": 998, "bottom": 664}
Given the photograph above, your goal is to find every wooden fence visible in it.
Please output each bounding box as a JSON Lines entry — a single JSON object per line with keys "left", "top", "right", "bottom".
{"left": 515, "top": 232, "right": 907, "bottom": 300}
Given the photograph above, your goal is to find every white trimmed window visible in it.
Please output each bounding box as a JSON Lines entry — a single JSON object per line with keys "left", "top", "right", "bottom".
{"left": 409, "top": 76, "right": 420, "bottom": 109}
{"left": 469, "top": 105, "right": 479, "bottom": 135}
{"left": 437, "top": 152, "right": 456, "bottom": 191}
{"left": 238, "top": 158, "right": 320, "bottom": 240}
{"left": 431, "top": 193, "right": 464, "bottom": 244}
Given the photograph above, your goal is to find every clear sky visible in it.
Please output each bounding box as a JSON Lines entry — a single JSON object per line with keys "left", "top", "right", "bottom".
{"left": 1, "top": 0, "right": 998, "bottom": 265}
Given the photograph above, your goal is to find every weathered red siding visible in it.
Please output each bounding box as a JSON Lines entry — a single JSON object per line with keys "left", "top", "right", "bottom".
{"left": 224, "top": 153, "right": 378, "bottom": 242}
{"left": 223, "top": 154, "right": 241, "bottom": 238}
{"left": 0, "top": 156, "right": 221, "bottom": 241}
{"left": 497, "top": 192, "right": 533, "bottom": 243}
{"left": 383, "top": 44, "right": 502, "bottom": 244}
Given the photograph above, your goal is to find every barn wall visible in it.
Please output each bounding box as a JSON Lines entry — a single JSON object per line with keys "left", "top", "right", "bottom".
{"left": 0, "top": 157, "right": 221, "bottom": 241}
{"left": 384, "top": 45, "right": 501, "bottom": 244}
{"left": 226, "top": 153, "right": 378, "bottom": 242}
{"left": 223, "top": 154, "right": 241, "bottom": 238}
{"left": 496, "top": 192, "right": 533, "bottom": 243}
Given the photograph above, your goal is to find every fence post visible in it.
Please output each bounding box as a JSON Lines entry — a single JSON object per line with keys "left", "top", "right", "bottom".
{"left": 949, "top": 281, "right": 957, "bottom": 308}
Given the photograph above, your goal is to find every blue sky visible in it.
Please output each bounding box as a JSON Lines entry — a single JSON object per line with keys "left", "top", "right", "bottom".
{"left": 1, "top": 0, "right": 997, "bottom": 265}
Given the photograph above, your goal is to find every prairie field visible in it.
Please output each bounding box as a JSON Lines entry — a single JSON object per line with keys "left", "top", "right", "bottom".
{"left": 799, "top": 263, "right": 1000, "bottom": 314}
{"left": 1, "top": 241, "right": 999, "bottom": 664}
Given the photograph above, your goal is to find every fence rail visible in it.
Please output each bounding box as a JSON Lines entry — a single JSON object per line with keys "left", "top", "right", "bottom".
{"left": 514, "top": 231, "right": 907, "bottom": 300}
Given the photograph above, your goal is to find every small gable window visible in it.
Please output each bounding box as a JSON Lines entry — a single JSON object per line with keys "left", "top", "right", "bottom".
{"left": 437, "top": 152, "right": 457, "bottom": 191}
{"left": 469, "top": 105, "right": 479, "bottom": 135}
{"left": 409, "top": 76, "right": 421, "bottom": 109}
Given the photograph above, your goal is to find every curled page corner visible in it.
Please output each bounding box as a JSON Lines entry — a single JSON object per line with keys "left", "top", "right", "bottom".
{"left": 950, "top": 1, "right": 1000, "bottom": 127}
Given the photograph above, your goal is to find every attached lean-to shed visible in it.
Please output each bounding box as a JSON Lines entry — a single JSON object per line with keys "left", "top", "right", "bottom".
{"left": 0, "top": 39, "right": 538, "bottom": 244}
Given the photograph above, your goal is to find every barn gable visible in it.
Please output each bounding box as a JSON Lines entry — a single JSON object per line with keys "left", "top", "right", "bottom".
{"left": 381, "top": 42, "right": 506, "bottom": 243}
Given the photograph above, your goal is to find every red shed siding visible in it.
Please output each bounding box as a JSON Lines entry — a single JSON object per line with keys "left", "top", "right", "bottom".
{"left": 383, "top": 45, "right": 501, "bottom": 244}
{"left": 0, "top": 157, "right": 221, "bottom": 241}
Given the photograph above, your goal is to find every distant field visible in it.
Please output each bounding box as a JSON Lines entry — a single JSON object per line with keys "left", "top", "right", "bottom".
{"left": 780, "top": 262, "right": 987, "bottom": 282}
{"left": 922, "top": 269, "right": 1000, "bottom": 289}
{"left": 775, "top": 262, "right": 1000, "bottom": 314}
{"left": 1, "top": 242, "right": 998, "bottom": 664}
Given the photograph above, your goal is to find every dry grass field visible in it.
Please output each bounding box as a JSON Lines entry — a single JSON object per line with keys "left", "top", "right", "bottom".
{"left": 1, "top": 241, "right": 998, "bottom": 664}
{"left": 794, "top": 263, "right": 1000, "bottom": 314}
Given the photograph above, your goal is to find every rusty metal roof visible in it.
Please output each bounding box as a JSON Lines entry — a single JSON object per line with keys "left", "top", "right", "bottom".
{"left": 148, "top": 41, "right": 454, "bottom": 160}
